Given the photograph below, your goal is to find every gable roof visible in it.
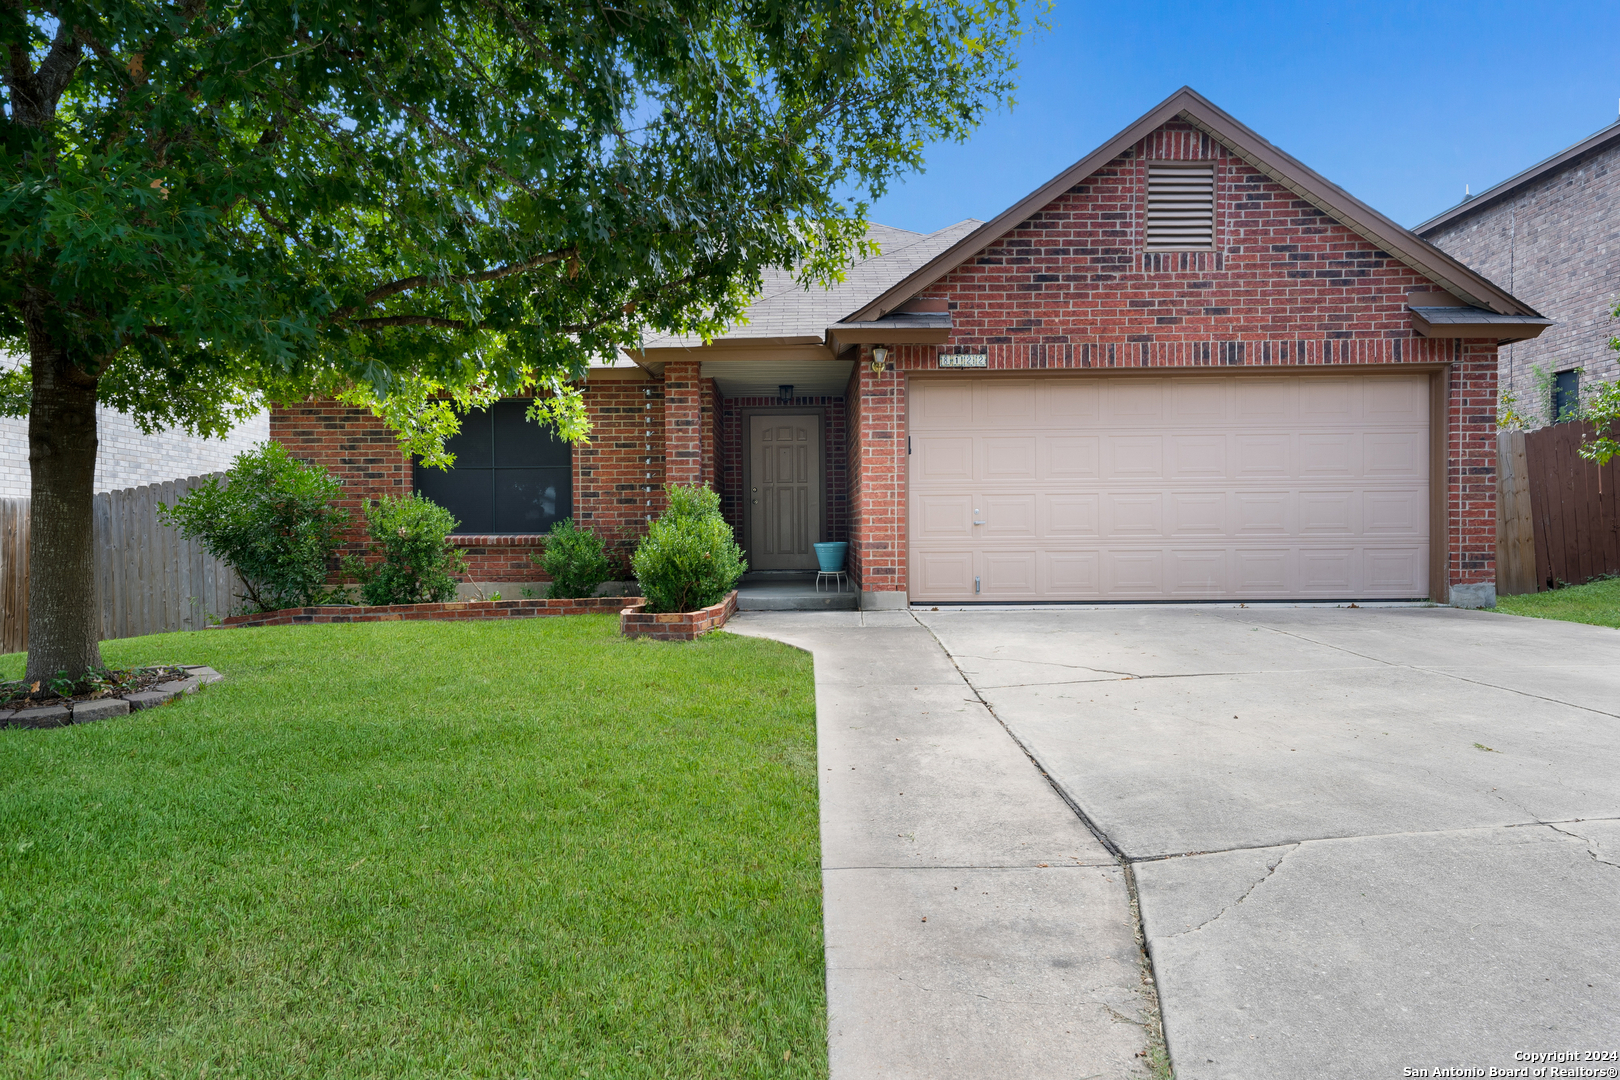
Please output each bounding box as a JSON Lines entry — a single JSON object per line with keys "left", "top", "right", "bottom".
{"left": 1413, "top": 119, "right": 1620, "bottom": 236}
{"left": 846, "top": 86, "right": 1546, "bottom": 322}
{"left": 638, "top": 219, "right": 980, "bottom": 350}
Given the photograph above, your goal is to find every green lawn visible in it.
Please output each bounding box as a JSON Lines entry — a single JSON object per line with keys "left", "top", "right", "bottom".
{"left": 1493, "top": 575, "right": 1620, "bottom": 629}
{"left": 0, "top": 617, "right": 825, "bottom": 1078}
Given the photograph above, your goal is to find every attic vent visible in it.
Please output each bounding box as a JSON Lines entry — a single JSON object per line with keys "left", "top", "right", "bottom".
{"left": 1145, "top": 164, "right": 1215, "bottom": 251}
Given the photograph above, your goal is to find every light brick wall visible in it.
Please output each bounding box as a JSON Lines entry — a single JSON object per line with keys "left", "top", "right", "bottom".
{"left": 1421, "top": 137, "right": 1620, "bottom": 420}
{"left": 845, "top": 118, "right": 1499, "bottom": 599}
{"left": 0, "top": 407, "right": 268, "bottom": 497}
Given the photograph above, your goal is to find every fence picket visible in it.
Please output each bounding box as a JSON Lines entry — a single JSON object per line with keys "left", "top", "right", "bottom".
{"left": 0, "top": 472, "right": 244, "bottom": 652}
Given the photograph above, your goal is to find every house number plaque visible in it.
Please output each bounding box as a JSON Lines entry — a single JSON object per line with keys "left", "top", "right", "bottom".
{"left": 938, "top": 353, "right": 988, "bottom": 369}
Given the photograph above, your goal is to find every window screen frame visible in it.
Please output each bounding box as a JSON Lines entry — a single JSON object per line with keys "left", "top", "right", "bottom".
{"left": 1143, "top": 161, "right": 1218, "bottom": 253}
{"left": 411, "top": 398, "right": 573, "bottom": 535}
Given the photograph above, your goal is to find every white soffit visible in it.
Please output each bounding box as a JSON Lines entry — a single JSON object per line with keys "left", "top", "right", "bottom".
{"left": 700, "top": 359, "right": 855, "bottom": 399}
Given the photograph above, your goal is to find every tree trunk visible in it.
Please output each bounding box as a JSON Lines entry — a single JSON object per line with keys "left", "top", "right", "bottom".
{"left": 24, "top": 336, "right": 104, "bottom": 684}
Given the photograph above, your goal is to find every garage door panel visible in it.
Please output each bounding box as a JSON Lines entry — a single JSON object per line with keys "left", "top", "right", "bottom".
{"left": 1234, "top": 549, "right": 1292, "bottom": 593}
{"left": 1105, "top": 550, "right": 1164, "bottom": 594}
{"left": 1365, "top": 376, "right": 1426, "bottom": 422}
{"left": 983, "top": 437, "right": 1037, "bottom": 480}
{"left": 918, "top": 381, "right": 972, "bottom": 425}
{"left": 1171, "top": 378, "right": 1229, "bottom": 423}
{"left": 1299, "top": 491, "right": 1356, "bottom": 535}
{"left": 1045, "top": 494, "right": 1100, "bottom": 537}
{"left": 1168, "top": 549, "right": 1227, "bottom": 594}
{"left": 981, "top": 382, "right": 1038, "bottom": 425}
{"left": 1045, "top": 435, "right": 1100, "bottom": 479}
{"left": 1232, "top": 491, "right": 1289, "bottom": 535}
{"left": 1042, "top": 551, "right": 1100, "bottom": 595}
{"left": 1299, "top": 433, "right": 1357, "bottom": 477}
{"left": 908, "top": 374, "right": 1429, "bottom": 602}
{"left": 1041, "top": 380, "right": 1100, "bottom": 423}
{"left": 1300, "top": 378, "right": 1354, "bottom": 422}
{"left": 1364, "top": 489, "right": 1424, "bottom": 535}
{"left": 1170, "top": 434, "right": 1228, "bottom": 479}
{"left": 1108, "top": 436, "right": 1165, "bottom": 479}
{"left": 982, "top": 494, "right": 1036, "bottom": 537}
{"left": 1235, "top": 434, "right": 1291, "bottom": 478}
{"left": 1365, "top": 547, "right": 1425, "bottom": 593}
{"left": 1236, "top": 379, "right": 1295, "bottom": 422}
{"left": 1364, "top": 432, "right": 1426, "bottom": 478}
{"left": 915, "top": 436, "right": 974, "bottom": 481}
{"left": 1170, "top": 492, "right": 1226, "bottom": 536}
{"left": 982, "top": 551, "right": 1038, "bottom": 597}
{"left": 1108, "top": 380, "right": 1165, "bottom": 422}
{"left": 1105, "top": 493, "right": 1165, "bottom": 537}
{"left": 913, "top": 495, "right": 973, "bottom": 540}
{"left": 913, "top": 549, "right": 975, "bottom": 599}
{"left": 1299, "top": 549, "right": 1354, "bottom": 592}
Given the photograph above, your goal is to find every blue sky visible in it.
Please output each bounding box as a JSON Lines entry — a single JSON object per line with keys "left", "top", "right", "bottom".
{"left": 866, "top": 1, "right": 1620, "bottom": 234}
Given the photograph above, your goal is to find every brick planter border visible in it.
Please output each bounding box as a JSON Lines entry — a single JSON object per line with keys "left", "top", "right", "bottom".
{"left": 619, "top": 591, "right": 738, "bottom": 641}
{"left": 221, "top": 596, "right": 639, "bottom": 628}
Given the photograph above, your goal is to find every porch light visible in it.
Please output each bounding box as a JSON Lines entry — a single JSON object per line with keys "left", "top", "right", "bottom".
{"left": 870, "top": 345, "right": 889, "bottom": 373}
{"left": 778, "top": 384, "right": 794, "bottom": 404}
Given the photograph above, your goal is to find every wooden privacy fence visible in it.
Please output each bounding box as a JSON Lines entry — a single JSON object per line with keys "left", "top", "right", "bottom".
{"left": 0, "top": 474, "right": 243, "bottom": 654}
{"left": 1497, "top": 423, "right": 1620, "bottom": 595}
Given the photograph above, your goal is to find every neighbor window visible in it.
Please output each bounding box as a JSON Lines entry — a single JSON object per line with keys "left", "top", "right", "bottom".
{"left": 1145, "top": 163, "right": 1215, "bottom": 251}
{"left": 413, "top": 399, "right": 571, "bottom": 534}
{"left": 1552, "top": 369, "right": 1580, "bottom": 423}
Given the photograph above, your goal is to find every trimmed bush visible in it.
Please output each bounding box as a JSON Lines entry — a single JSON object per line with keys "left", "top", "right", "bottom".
{"left": 632, "top": 484, "right": 747, "bottom": 613}
{"left": 158, "top": 442, "right": 349, "bottom": 613}
{"left": 534, "top": 518, "right": 613, "bottom": 599}
{"left": 348, "top": 493, "right": 467, "bottom": 605}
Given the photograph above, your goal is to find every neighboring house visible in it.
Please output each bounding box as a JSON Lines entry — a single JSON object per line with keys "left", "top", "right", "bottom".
{"left": 1416, "top": 120, "right": 1620, "bottom": 424}
{"left": 0, "top": 402, "right": 268, "bottom": 497}
{"left": 275, "top": 87, "right": 1549, "bottom": 608}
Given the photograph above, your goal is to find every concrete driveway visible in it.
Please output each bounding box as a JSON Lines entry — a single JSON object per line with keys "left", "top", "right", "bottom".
{"left": 918, "top": 605, "right": 1620, "bottom": 1078}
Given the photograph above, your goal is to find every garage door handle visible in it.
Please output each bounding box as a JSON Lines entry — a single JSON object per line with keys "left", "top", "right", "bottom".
{"left": 972, "top": 509, "right": 986, "bottom": 526}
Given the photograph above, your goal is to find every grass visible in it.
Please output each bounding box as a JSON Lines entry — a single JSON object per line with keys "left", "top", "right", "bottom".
{"left": 1492, "top": 575, "right": 1620, "bottom": 629}
{"left": 0, "top": 617, "right": 825, "bottom": 1078}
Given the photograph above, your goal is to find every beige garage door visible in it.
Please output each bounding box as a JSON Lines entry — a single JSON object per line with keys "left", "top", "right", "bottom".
{"left": 908, "top": 373, "right": 1430, "bottom": 602}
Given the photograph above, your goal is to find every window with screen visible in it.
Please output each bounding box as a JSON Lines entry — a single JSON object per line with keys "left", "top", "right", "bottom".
{"left": 1552, "top": 369, "right": 1580, "bottom": 423}
{"left": 1145, "top": 163, "right": 1216, "bottom": 251}
{"left": 413, "top": 399, "right": 572, "bottom": 534}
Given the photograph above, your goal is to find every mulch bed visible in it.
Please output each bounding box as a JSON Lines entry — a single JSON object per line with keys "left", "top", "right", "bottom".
{"left": 1, "top": 665, "right": 224, "bottom": 729}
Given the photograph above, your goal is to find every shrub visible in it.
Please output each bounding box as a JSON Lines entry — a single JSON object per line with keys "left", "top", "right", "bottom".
{"left": 159, "top": 442, "right": 349, "bottom": 613}
{"left": 347, "top": 493, "right": 467, "bottom": 605}
{"left": 533, "top": 518, "right": 613, "bottom": 599}
{"left": 632, "top": 484, "right": 747, "bottom": 613}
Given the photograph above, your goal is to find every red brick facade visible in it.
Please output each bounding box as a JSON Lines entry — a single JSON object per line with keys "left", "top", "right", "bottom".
{"left": 272, "top": 117, "right": 1501, "bottom": 604}
{"left": 843, "top": 119, "right": 1498, "bottom": 602}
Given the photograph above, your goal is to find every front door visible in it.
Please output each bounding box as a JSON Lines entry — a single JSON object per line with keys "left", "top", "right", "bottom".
{"left": 748, "top": 414, "right": 823, "bottom": 570}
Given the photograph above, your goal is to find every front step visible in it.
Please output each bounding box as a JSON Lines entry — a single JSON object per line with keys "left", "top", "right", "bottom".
{"left": 737, "top": 589, "right": 858, "bottom": 611}
{"left": 736, "top": 572, "right": 858, "bottom": 611}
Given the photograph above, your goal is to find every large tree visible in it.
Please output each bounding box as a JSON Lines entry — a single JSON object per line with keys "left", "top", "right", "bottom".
{"left": 0, "top": 0, "right": 1037, "bottom": 681}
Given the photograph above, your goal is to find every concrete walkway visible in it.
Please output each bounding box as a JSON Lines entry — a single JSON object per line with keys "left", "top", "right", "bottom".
{"left": 728, "top": 610, "right": 1160, "bottom": 1078}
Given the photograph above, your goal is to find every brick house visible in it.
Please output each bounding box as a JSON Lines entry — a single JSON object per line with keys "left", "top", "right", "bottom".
{"left": 275, "top": 87, "right": 1549, "bottom": 608}
{"left": 1417, "top": 119, "right": 1620, "bottom": 425}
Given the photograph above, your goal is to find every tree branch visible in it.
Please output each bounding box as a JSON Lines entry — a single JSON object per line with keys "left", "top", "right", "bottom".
{"left": 351, "top": 316, "right": 472, "bottom": 330}
{"left": 361, "top": 248, "right": 576, "bottom": 308}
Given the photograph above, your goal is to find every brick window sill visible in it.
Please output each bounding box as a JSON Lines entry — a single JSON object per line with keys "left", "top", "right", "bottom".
{"left": 448, "top": 534, "right": 546, "bottom": 547}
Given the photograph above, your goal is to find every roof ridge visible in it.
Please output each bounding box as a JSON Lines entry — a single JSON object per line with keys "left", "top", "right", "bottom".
{"left": 1413, "top": 118, "right": 1620, "bottom": 234}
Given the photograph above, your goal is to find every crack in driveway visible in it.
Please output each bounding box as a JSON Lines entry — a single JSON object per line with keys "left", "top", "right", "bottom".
{"left": 1168, "top": 844, "right": 1298, "bottom": 938}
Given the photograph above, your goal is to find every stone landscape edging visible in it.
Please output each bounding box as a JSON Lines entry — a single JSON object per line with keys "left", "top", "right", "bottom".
{"left": 220, "top": 596, "right": 638, "bottom": 628}
{"left": 2, "top": 665, "right": 223, "bottom": 729}
{"left": 619, "top": 591, "right": 738, "bottom": 641}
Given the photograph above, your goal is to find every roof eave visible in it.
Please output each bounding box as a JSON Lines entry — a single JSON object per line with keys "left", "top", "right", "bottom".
{"left": 1414, "top": 121, "right": 1620, "bottom": 235}
{"left": 1409, "top": 308, "right": 1553, "bottom": 342}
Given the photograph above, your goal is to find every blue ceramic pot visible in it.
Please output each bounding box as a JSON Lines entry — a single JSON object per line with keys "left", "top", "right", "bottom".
{"left": 813, "top": 542, "right": 849, "bottom": 573}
